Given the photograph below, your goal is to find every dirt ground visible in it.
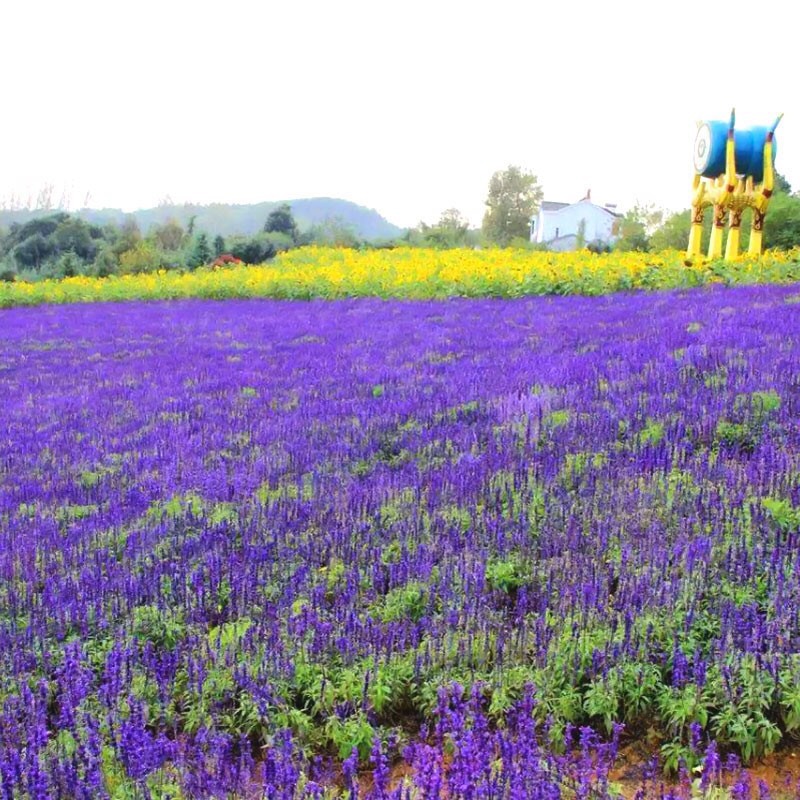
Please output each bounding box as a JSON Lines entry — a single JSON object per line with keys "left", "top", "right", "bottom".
{"left": 354, "top": 744, "right": 800, "bottom": 798}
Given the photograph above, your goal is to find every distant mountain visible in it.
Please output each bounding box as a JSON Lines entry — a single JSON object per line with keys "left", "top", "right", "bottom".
{"left": 0, "top": 198, "right": 404, "bottom": 241}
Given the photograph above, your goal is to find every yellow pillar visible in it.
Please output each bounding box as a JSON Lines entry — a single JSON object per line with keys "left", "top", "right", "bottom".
{"left": 708, "top": 204, "right": 726, "bottom": 259}
{"left": 748, "top": 124, "right": 778, "bottom": 257}
{"left": 725, "top": 209, "right": 742, "bottom": 260}
{"left": 688, "top": 206, "right": 704, "bottom": 257}
{"left": 749, "top": 209, "right": 765, "bottom": 256}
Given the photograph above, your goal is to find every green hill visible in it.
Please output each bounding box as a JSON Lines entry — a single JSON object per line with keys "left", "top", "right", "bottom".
{"left": 0, "top": 198, "right": 404, "bottom": 241}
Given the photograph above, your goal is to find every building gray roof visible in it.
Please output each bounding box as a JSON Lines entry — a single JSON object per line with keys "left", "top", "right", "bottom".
{"left": 540, "top": 199, "right": 622, "bottom": 218}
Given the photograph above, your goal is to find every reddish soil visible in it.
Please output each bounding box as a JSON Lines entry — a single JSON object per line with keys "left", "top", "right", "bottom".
{"left": 354, "top": 745, "right": 800, "bottom": 798}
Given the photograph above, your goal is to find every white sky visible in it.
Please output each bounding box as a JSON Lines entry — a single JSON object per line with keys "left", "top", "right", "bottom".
{"left": 2, "top": 0, "right": 798, "bottom": 229}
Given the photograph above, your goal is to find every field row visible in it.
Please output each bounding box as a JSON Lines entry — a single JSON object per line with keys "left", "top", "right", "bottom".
{"left": 2, "top": 246, "right": 800, "bottom": 306}
{"left": 2, "top": 286, "right": 800, "bottom": 796}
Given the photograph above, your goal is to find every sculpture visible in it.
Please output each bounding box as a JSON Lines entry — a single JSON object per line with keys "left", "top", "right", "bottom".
{"left": 688, "top": 109, "right": 782, "bottom": 260}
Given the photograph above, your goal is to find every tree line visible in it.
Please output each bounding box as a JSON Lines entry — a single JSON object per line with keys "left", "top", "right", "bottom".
{"left": 0, "top": 205, "right": 367, "bottom": 281}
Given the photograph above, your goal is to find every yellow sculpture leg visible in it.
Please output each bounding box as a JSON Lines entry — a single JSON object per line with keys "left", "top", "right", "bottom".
{"left": 725, "top": 226, "right": 740, "bottom": 260}
{"left": 707, "top": 206, "right": 725, "bottom": 259}
{"left": 725, "top": 209, "right": 743, "bottom": 261}
{"left": 687, "top": 205, "right": 705, "bottom": 258}
{"left": 749, "top": 208, "right": 765, "bottom": 256}
{"left": 688, "top": 222, "right": 704, "bottom": 257}
{"left": 749, "top": 228, "right": 763, "bottom": 257}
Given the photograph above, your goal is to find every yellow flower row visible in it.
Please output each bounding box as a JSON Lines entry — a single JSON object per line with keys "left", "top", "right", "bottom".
{"left": 2, "top": 247, "right": 799, "bottom": 307}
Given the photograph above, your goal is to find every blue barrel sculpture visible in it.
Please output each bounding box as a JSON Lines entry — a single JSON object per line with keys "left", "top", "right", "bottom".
{"left": 688, "top": 109, "right": 782, "bottom": 260}
{"left": 693, "top": 121, "right": 777, "bottom": 183}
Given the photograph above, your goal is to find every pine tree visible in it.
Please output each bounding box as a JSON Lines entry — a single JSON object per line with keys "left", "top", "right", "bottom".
{"left": 189, "top": 233, "right": 211, "bottom": 268}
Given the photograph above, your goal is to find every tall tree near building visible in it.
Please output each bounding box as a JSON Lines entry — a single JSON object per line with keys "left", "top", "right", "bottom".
{"left": 482, "top": 166, "right": 543, "bottom": 246}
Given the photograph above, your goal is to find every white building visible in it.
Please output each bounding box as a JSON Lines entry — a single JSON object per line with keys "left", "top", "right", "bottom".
{"left": 530, "top": 191, "right": 621, "bottom": 251}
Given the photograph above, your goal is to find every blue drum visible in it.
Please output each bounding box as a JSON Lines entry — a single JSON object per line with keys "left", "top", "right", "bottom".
{"left": 693, "top": 121, "right": 776, "bottom": 182}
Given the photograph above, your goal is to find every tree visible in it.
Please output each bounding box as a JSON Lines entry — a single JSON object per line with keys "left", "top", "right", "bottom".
{"left": 482, "top": 166, "right": 543, "bottom": 246}
{"left": 265, "top": 203, "right": 299, "bottom": 242}
{"left": 575, "top": 219, "right": 587, "bottom": 250}
{"left": 213, "top": 235, "right": 226, "bottom": 257}
{"left": 649, "top": 210, "right": 693, "bottom": 251}
{"left": 118, "top": 241, "right": 164, "bottom": 275}
{"left": 153, "top": 219, "right": 186, "bottom": 251}
{"left": 229, "top": 236, "right": 276, "bottom": 265}
{"left": 763, "top": 193, "right": 800, "bottom": 250}
{"left": 112, "top": 217, "right": 142, "bottom": 257}
{"left": 613, "top": 203, "right": 663, "bottom": 252}
{"left": 417, "top": 209, "right": 471, "bottom": 248}
{"left": 54, "top": 218, "right": 97, "bottom": 261}
{"left": 189, "top": 233, "right": 212, "bottom": 268}
{"left": 13, "top": 233, "right": 56, "bottom": 270}
{"left": 775, "top": 172, "right": 792, "bottom": 195}
{"left": 307, "top": 216, "right": 360, "bottom": 248}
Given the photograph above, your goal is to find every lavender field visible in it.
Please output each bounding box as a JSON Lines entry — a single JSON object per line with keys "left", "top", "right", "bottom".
{"left": 3, "top": 287, "right": 800, "bottom": 798}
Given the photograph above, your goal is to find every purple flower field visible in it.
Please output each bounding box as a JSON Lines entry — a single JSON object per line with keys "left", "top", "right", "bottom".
{"left": 2, "top": 287, "right": 800, "bottom": 798}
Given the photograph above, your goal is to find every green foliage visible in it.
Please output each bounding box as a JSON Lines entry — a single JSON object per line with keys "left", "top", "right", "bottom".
{"left": 229, "top": 234, "right": 277, "bottom": 265}
{"left": 132, "top": 604, "right": 185, "bottom": 650}
{"left": 650, "top": 209, "right": 728, "bottom": 253}
{"left": 575, "top": 218, "right": 587, "bottom": 250}
{"left": 583, "top": 677, "right": 620, "bottom": 734}
{"left": 657, "top": 683, "right": 710, "bottom": 736}
{"left": 111, "top": 217, "right": 142, "bottom": 257}
{"left": 118, "top": 241, "right": 167, "bottom": 275}
{"left": 189, "top": 233, "right": 212, "bottom": 269}
{"left": 375, "top": 581, "right": 428, "bottom": 623}
{"left": 763, "top": 192, "right": 800, "bottom": 250}
{"left": 543, "top": 409, "right": 571, "bottom": 429}
{"left": 146, "top": 492, "right": 205, "bottom": 521}
{"left": 762, "top": 496, "right": 800, "bottom": 532}
{"left": 264, "top": 203, "right": 299, "bottom": 242}
{"left": 324, "top": 712, "right": 377, "bottom": 761}
{"left": 741, "top": 389, "right": 781, "bottom": 416}
{"left": 13, "top": 232, "right": 57, "bottom": 269}
{"left": 208, "top": 617, "right": 251, "bottom": 653}
{"left": 90, "top": 246, "right": 119, "bottom": 277}
{"left": 152, "top": 218, "right": 186, "bottom": 251}
{"left": 613, "top": 203, "right": 663, "bottom": 252}
{"left": 482, "top": 165, "right": 543, "bottom": 246}
{"left": 710, "top": 659, "right": 781, "bottom": 763}
{"left": 413, "top": 208, "right": 472, "bottom": 248}
{"left": 715, "top": 420, "right": 758, "bottom": 453}
{"left": 649, "top": 210, "right": 692, "bottom": 251}
{"left": 659, "top": 740, "right": 701, "bottom": 776}
{"left": 55, "top": 503, "right": 99, "bottom": 523}
{"left": 485, "top": 555, "right": 529, "bottom": 594}
{"left": 587, "top": 239, "right": 612, "bottom": 254}
{"left": 639, "top": 418, "right": 665, "bottom": 446}
{"left": 306, "top": 216, "right": 361, "bottom": 248}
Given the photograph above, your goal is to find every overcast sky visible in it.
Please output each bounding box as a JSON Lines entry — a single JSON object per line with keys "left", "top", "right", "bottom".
{"left": 2, "top": 1, "right": 797, "bottom": 228}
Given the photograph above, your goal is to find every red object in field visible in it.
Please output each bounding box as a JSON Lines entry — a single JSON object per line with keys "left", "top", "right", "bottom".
{"left": 211, "top": 254, "right": 242, "bottom": 269}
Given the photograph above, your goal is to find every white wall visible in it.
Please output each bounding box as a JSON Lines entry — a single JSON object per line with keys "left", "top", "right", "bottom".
{"left": 531, "top": 200, "right": 617, "bottom": 245}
